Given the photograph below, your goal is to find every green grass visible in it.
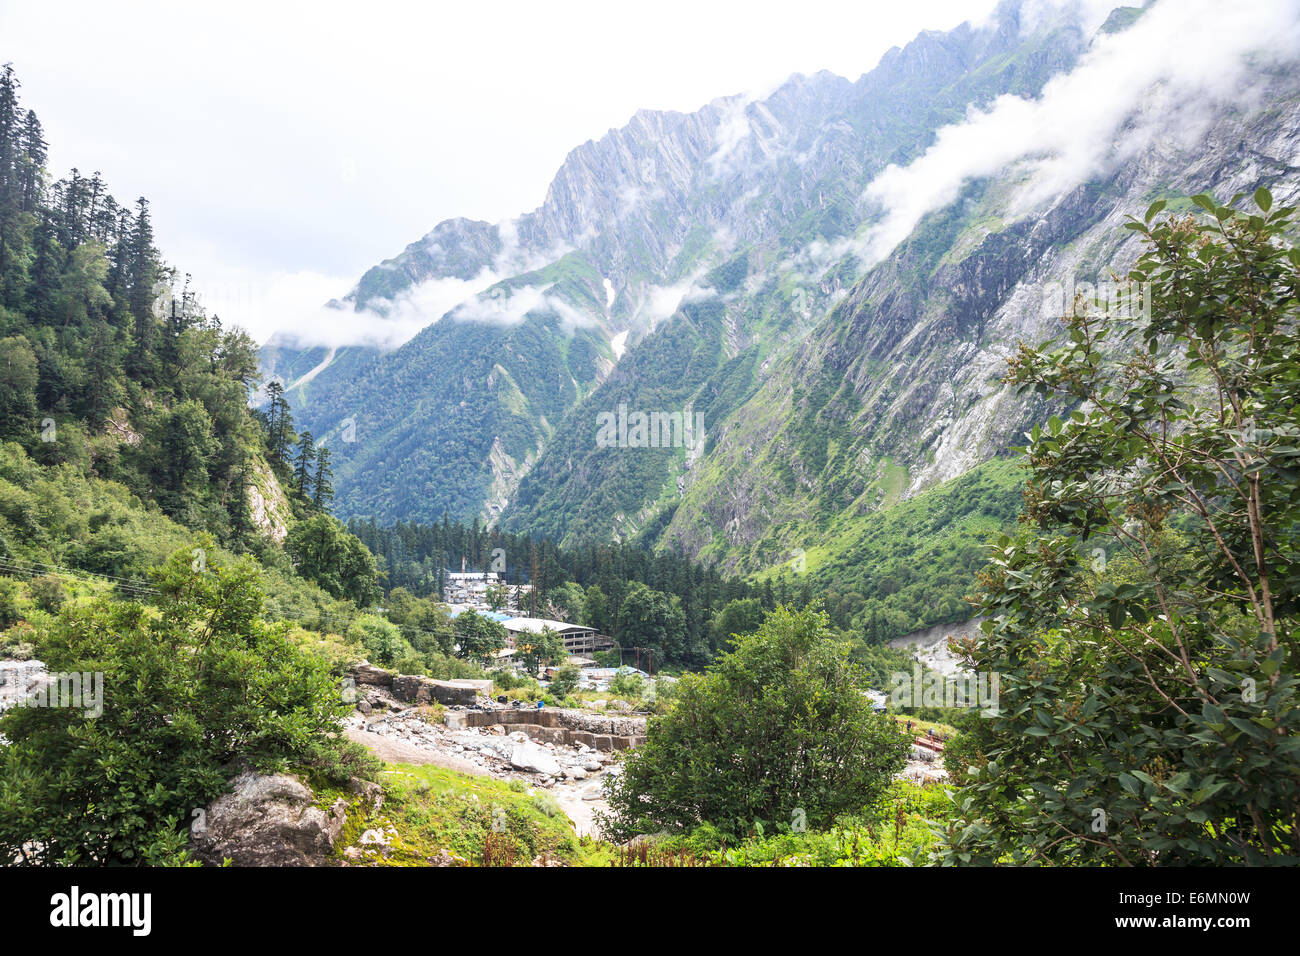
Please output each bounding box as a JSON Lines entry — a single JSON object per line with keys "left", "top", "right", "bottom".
{"left": 352, "top": 763, "right": 598, "bottom": 867}
{"left": 622, "top": 780, "right": 953, "bottom": 867}
{"left": 750, "top": 456, "right": 1025, "bottom": 638}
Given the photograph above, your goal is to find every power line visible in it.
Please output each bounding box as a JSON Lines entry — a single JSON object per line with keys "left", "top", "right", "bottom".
{"left": 0, "top": 558, "right": 158, "bottom": 596}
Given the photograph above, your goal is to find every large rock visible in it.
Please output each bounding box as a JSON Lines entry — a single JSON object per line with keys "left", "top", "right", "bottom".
{"left": 190, "top": 772, "right": 348, "bottom": 867}
{"left": 0, "top": 660, "right": 49, "bottom": 716}
{"left": 508, "top": 742, "right": 561, "bottom": 776}
{"left": 388, "top": 674, "right": 478, "bottom": 706}
{"left": 352, "top": 662, "right": 394, "bottom": 688}
{"left": 391, "top": 674, "right": 434, "bottom": 704}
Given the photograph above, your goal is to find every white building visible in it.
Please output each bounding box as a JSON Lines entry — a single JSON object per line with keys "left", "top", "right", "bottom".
{"left": 499, "top": 617, "right": 611, "bottom": 654}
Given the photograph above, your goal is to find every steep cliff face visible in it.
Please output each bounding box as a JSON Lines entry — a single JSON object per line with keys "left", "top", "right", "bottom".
{"left": 656, "top": 69, "right": 1300, "bottom": 572}
{"left": 272, "top": 1, "right": 1092, "bottom": 527}
{"left": 261, "top": 0, "right": 1299, "bottom": 569}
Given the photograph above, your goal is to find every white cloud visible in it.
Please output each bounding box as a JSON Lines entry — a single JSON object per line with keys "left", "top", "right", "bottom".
{"left": 630, "top": 276, "right": 699, "bottom": 329}
{"left": 451, "top": 281, "right": 599, "bottom": 334}
{"left": 707, "top": 95, "right": 758, "bottom": 176}
{"left": 2, "top": 0, "right": 1002, "bottom": 348}
{"left": 222, "top": 268, "right": 502, "bottom": 350}
{"left": 856, "top": 0, "right": 1300, "bottom": 266}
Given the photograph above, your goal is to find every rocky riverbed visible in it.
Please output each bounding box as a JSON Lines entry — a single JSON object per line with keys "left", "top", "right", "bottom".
{"left": 343, "top": 701, "right": 627, "bottom": 837}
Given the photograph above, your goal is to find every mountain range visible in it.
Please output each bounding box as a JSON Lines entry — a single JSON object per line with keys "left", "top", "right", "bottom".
{"left": 261, "top": 0, "right": 1300, "bottom": 627}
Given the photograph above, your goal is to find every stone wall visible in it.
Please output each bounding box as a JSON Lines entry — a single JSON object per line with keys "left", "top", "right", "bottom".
{"left": 449, "top": 707, "right": 647, "bottom": 752}
{"left": 349, "top": 662, "right": 491, "bottom": 707}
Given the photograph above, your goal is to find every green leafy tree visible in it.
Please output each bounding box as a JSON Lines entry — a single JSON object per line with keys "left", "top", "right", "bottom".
{"left": 710, "top": 597, "right": 765, "bottom": 649}
{"left": 601, "top": 604, "right": 911, "bottom": 840}
{"left": 284, "top": 513, "right": 381, "bottom": 607}
{"left": 0, "top": 335, "right": 37, "bottom": 439}
{"left": 549, "top": 660, "right": 582, "bottom": 698}
{"left": 0, "top": 546, "right": 371, "bottom": 865}
{"left": 452, "top": 608, "right": 507, "bottom": 663}
{"left": 351, "top": 613, "right": 409, "bottom": 669}
{"left": 547, "top": 581, "right": 585, "bottom": 621}
{"left": 615, "top": 581, "right": 686, "bottom": 671}
{"left": 582, "top": 584, "right": 610, "bottom": 632}
{"left": 940, "top": 192, "right": 1300, "bottom": 866}
{"left": 608, "top": 670, "right": 646, "bottom": 700}
{"left": 517, "top": 625, "right": 564, "bottom": 678}
{"left": 27, "top": 574, "right": 65, "bottom": 613}
{"left": 0, "top": 575, "right": 21, "bottom": 628}
{"left": 144, "top": 399, "right": 217, "bottom": 521}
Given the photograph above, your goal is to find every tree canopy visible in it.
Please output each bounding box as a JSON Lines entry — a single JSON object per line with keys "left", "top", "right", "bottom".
{"left": 602, "top": 604, "right": 911, "bottom": 840}
{"left": 940, "top": 191, "right": 1300, "bottom": 865}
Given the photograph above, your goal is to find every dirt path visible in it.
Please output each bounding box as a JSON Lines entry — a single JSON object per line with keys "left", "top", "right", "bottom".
{"left": 345, "top": 727, "right": 489, "bottom": 777}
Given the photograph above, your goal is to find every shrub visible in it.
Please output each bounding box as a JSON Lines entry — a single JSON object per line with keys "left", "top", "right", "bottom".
{"left": 608, "top": 671, "right": 645, "bottom": 700}
{"left": 27, "top": 575, "right": 66, "bottom": 614}
{"left": 549, "top": 661, "right": 582, "bottom": 698}
{"left": 602, "top": 605, "right": 912, "bottom": 840}
{"left": 0, "top": 576, "right": 21, "bottom": 628}
{"left": 0, "top": 546, "right": 360, "bottom": 865}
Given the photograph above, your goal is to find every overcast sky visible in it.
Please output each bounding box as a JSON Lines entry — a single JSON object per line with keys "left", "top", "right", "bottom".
{"left": 1, "top": 0, "right": 1003, "bottom": 340}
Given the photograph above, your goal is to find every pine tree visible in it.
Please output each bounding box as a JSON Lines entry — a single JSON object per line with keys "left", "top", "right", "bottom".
{"left": 0, "top": 64, "right": 19, "bottom": 196}
{"left": 17, "top": 111, "right": 45, "bottom": 212}
{"left": 126, "top": 197, "right": 157, "bottom": 379}
{"left": 311, "top": 446, "right": 334, "bottom": 508}
{"left": 263, "top": 380, "right": 295, "bottom": 471}
{"left": 293, "top": 430, "right": 316, "bottom": 498}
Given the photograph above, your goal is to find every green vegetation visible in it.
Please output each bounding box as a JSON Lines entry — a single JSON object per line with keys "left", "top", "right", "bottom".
{"left": 287, "top": 257, "right": 612, "bottom": 526}
{"left": 0, "top": 65, "right": 389, "bottom": 866}
{"left": 354, "top": 764, "right": 595, "bottom": 867}
{"left": 757, "top": 457, "right": 1024, "bottom": 641}
{"left": 349, "top": 515, "right": 761, "bottom": 670}
{"left": 285, "top": 513, "right": 380, "bottom": 607}
{"left": 941, "top": 193, "right": 1300, "bottom": 865}
{"left": 618, "top": 780, "right": 949, "bottom": 867}
{"left": 548, "top": 660, "right": 582, "bottom": 697}
{"left": 0, "top": 548, "right": 375, "bottom": 865}
{"left": 602, "top": 605, "right": 912, "bottom": 840}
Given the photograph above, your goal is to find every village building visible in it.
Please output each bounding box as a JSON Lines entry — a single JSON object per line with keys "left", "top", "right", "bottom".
{"left": 499, "top": 617, "right": 614, "bottom": 655}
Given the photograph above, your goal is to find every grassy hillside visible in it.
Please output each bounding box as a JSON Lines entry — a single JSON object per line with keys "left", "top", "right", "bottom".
{"left": 751, "top": 456, "right": 1025, "bottom": 640}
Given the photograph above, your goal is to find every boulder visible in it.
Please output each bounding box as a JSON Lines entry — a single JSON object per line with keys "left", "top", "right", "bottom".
{"left": 432, "top": 680, "right": 480, "bottom": 705}
{"left": 346, "top": 776, "right": 384, "bottom": 812}
{"left": 190, "top": 772, "right": 348, "bottom": 866}
{"left": 390, "top": 675, "right": 477, "bottom": 706}
{"left": 392, "top": 674, "right": 434, "bottom": 704}
{"left": 508, "top": 742, "right": 561, "bottom": 776}
{"left": 0, "top": 659, "right": 49, "bottom": 716}
{"left": 352, "top": 662, "right": 394, "bottom": 687}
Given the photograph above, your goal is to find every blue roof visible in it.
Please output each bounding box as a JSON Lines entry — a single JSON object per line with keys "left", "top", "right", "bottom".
{"left": 444, "top": 606, "right": 512, "bottom": 622}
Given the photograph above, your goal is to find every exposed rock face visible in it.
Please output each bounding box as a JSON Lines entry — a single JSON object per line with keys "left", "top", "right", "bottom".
{"left": 354, "top": 663, "right": 487, "bottom": 707}
{"left": 352, "top": 662, "right": 394, "bottom": 687}
{"left": 657, "top": 69, "right": 1300, "bottom": 573}
{"left": 449, "top": 706, "right": 647, "bottom": 751}
{"left": 190, "top": 772, "right": 348, "bottom": 867}
{"left": 246, "top": 460, "right": 290, "bottom": 543}
{"left": 272, "top": 2, "right": 1095, "bottom": 529}
{"left": 0, "top": 660, "right": 48, "bottom": 716}
{"left": 265, "top": 2, "right": 1300, "bottom": 587}
{"left": 390, "top": 675, "right": 478, "bottom": 706}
